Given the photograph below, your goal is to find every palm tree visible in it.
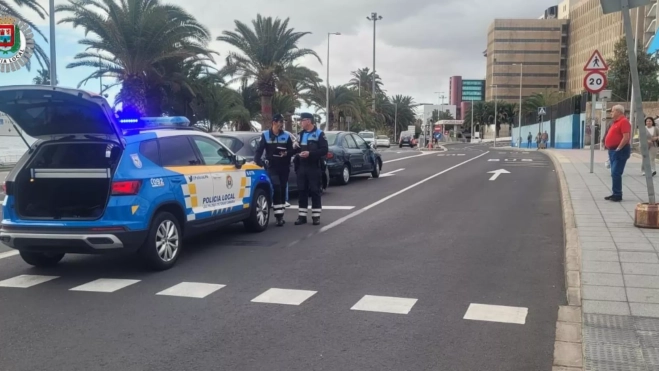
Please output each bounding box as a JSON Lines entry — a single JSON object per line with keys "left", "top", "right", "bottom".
{"left": 218, "top": 15, "right": 320, "bottom": 130}
{"left": 32, "top": 68, "right": 54, "bottom": 85}
{"left": 348, "top": 67, "right": 383, "bottom": 95}
{"left": 384, "top": 95, "right": 416, "bottom": 135}
{"left": 277, "top": 65, "right": 320, "bottom": 132}
{"left": 235, "top": 80, "right": 261, "bottom": 131}
{"left": 57, "top": 0, "right": 214, "bottom": 115}
{"left": 522, "top": 90, "right": 563, "bottom": 115}
{"left": 310, "top": 85, "right": 363, "bottom": 131}
{"left": 1, "top": 0, "right": 50, "bottom": 70}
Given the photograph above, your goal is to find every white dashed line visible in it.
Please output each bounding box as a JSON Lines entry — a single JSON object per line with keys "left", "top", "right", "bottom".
{"left": 463, "top": 303, "right": 528, "bottom": 324}
{"left": 156, "top": 282, "right": 225, "bottom": 298}
{"left": 251, "top": 288, "right": 317, "bottom": 306}
{"left": 351, "top": 295, "right": 418, "bottom": 314}
{"left": 70, "top": 278, "right": 140, "bottom": 293}
{"left": 0, "top": 250, "right": 19, "bottom": 260}
{"left": 0, "top": 274, "right": 59, "bottom": 288}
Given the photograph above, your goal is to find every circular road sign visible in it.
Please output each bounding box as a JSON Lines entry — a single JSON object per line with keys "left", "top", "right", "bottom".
{"left": 583, "top": 71, "right": 607, "bottom": 94}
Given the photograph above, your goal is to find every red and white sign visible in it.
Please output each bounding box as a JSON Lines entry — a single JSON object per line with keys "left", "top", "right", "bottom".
{"left": 584, "top": 50, "right": 608, "bottom": 71}
{"left": 583, "top": 71, "right": 608, "bottom": 94}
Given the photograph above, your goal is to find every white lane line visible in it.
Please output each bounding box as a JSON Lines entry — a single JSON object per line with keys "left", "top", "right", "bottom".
{"left": 251, "top": 288, "right": 317, "bottom": 306}
{"left": 522, "top": 159, "right": 533, "bottom": 162}
{"left": 70, "top": 278, "right": 140, "bottom": 293}
{"left": 156, "top": 282, "right": 225, "bottom": 298}
{"left": 463, "top": 303, "right": 528, "bottom": 325}
{"left": 383, "top": 152, "right": 432, "bottom": 164}
{"left": 320, "top": 151, "right": 489, "bottom": 233}
{"left": 377, "top": 168, "right": 405, "bottom": 178}
{"left": 287, "top": 205, "right": 355, "bottom": 210}
{"left": 488, "top": 159, "right": 500, "bottom": 162}
{"left": 0, "top": 250, "right": 19, "bottom": 260}
{"left": 0, "top": 274, "right": 59, "bottom": 288}
{"left": 351, "top": 295, "right": 418, "bottom": 315}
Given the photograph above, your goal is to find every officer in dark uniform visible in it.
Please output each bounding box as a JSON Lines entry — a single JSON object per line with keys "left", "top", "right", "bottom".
{"left": 294, "top": 112, "right": 328, "bottom": 225}
{"left": 254, "top": 114, "right": 293, "bottom": 226}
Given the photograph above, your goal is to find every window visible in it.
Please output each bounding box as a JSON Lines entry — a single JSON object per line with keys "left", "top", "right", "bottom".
{"left": 158, "top": 136, "right": 201, "bottom": 166}
{"left": 249, "top": 137, "right": 260, "bottom": 153}
{"left": 191, "top": 136, "right": 232, "bottom": 165}
{"left": 325, "top": 132, "right": 338, "bottom": 145}
{"left": 351, "top": 134, "right": 368, "bottom": 149}
{"left": 215, "top": 135, "right": 244, "bottom": 153}
{"left": 343, "top": 134, "right": 358, "bottom": 149}
{"left": 359, "top": 132, "right": 374, "bottom": 139}
{"left": 139, "top": 139, "right": 160, "bottom": 166}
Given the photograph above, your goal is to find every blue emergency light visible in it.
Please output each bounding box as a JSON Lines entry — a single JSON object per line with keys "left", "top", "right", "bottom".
{"left": 119, "top": 116, "right": 191, "bottom": 128}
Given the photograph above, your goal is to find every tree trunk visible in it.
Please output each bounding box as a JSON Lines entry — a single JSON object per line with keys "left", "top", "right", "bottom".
{"left": 260, "top": 94, "right": 273, "bottom": 131}
{"left": 285, "top": 112, "right": 293, "bottom": 133}
{"left": 121, "top": 75, "right": 147, "bottom": 116}
{"left": 237, "top": 120, "right": 252, "bottom": 131}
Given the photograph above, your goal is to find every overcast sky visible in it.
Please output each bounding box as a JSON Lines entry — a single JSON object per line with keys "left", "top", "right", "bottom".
{"left": 4, "top": 0, "right": 558, "bottom": 111}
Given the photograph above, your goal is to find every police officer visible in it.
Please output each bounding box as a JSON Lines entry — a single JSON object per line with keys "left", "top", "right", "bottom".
{"left": 254, "top": 114, "right": 293, "bottom": 227}
{"left": 294, "top": 112, "right": 328, "bottom": 225}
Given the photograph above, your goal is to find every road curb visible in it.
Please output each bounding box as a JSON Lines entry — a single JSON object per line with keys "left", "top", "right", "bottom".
{"left": 545, "top": 150, "right": 584, "bottom": 371}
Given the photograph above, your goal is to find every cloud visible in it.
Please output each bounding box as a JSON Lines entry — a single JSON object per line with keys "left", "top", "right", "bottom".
{"left": 6, "top": 0, "right": 558, "bottom": 109}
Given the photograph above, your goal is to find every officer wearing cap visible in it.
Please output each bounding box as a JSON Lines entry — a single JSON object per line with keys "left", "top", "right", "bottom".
{"left": 293, "top": 112, "right": 328, "bottom": 225}
{"left": 254, "top": 113, "right": 293, "bottom": 226}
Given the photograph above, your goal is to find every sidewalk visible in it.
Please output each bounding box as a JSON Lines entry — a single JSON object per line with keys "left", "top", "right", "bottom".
{"left": 550, "top": 149, "right": 659, "bottom": 370}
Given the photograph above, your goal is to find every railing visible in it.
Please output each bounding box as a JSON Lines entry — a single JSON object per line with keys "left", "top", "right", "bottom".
{"left": 0, "top": 154, "right": 21, "bottom": 167}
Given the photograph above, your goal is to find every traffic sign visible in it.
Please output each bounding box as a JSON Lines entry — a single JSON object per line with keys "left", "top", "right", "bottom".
{"left": 584, "top": 50, "right": 608, "bottom": 71}
{"left": 538, "top": 107, "right": 547, "bottom": 116}
{"left": 584, "top": 71, "right": 608, "bottom": 93}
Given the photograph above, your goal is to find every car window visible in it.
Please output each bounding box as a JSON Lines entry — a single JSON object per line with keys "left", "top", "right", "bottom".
{"left": 191, "top": 136, "right": 233, "bottom": 165}
{"left": 324, "top": 133, "right": 338, "bottom": 145}
{"left": 343, "top": 134, "right": 358, "bottom": 149}
{"left": 215, "top": 136, "right": 244, "bottom": 153}
{"left": 352, "top": 134, "right": 368, "bottom": 148}
{"left": 158, "top": 136, "right": 201, "bottom": 166}
{"left": 377, "top": 135, "right": 388, "bottom": 139}
{"left": 249, "top": 137, "right": 260, "bottom": 153}
{"left": 359, "top": 132, "right": 374, "bottom": 139}
{"left": 139, "top": 139, "right": 161, "bottom": 166}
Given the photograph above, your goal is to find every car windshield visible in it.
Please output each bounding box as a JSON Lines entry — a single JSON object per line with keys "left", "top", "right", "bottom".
{"left": 377, "top": 135, "right": 388, "bottom": 139}
{"left": 215, "top": 136, "right": 244, "bottom": 153}
{"left": 359, "top": 132, "right": 374, "bottom": 139}
{"left": 325, "top": 133, "right": 338, "bottom": 145}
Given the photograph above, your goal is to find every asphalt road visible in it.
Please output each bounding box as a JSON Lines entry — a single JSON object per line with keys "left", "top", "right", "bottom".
{"left": 0, "top": 145, "right": 564, "bottom": 371}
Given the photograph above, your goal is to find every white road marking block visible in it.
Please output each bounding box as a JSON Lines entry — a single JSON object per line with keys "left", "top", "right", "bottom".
{"left": 251, "top": 288, "right": 317, "bottom": 306}
{"left": 156, "top": 282, "right": 225, "bottom": 298}
{"left": 0, "top": 274, "right": 59, "bottom": 288}
{"left": 378, "top": 168, "right": 405, "bottom": 178}
{"left": 288, "top": 205, "right": 354, "bottom": 210}
{"left": 70, "top": 278, "right": 140, "bottom": 293}
{"left": 0, "top": 250, "right": 19, "bottom": 260}
{"left": 488, "top": 159, "right": 500, "bottom": 162}
{"left": 463, "top": 303, "right": 528, "bottom": 324}
{"left": 522, "top": 159, "right": 533, "bottom": 162}
{"left": 383, "top": 152, "right": 432, "bottom": 164}
{"left": 351, "top": 295, "right": 418, "bottom": 314}
{"left": 487, "top": 169, "right": 510, "bottom": 181}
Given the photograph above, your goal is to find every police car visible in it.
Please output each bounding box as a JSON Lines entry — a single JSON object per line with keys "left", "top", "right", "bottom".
{"left": 0, "top": 86, "right": 273, "bottom": 270}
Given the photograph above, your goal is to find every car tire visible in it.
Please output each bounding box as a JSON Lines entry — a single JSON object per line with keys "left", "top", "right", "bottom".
{"left": 371, "top": 159, "right": 381, "bottom": 178}
{"left": 399, "top": 144, "right": 403, "bottom": 148}
{"left": 244, "top": 188, "right": 270, "bottom": 232}
{"left": 19, "top": 251, "right": 64, "bottom": 267}
{"left": 139, "top": 211, "right": 182, "bottom": 271}
{"left": 337, "top": 164, "right": 350, "bottom": 186}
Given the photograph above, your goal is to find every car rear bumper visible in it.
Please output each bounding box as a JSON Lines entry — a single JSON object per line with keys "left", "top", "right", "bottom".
{"left": 0, "top": 227, "right": 148, "bottom": 254}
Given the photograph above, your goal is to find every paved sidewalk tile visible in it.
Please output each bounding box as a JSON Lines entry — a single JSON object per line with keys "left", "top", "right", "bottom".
{"left": 623, "top": 263, "right": 659, "bottom": 276}
{"left": 583, "top": 273, "right": 625, "bottom": 287}
{"left": 620, "top": 252, "right": 659, "bottom": 263}
{"left": 583, "top": 285, "right": 627, "bottom": 301}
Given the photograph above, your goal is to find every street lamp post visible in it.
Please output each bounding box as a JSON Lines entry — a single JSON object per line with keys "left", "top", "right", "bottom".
{"left": 326, "top": 32, "right": 341, "bottom": 129}
{"left": 471, "top": 99, "right": 475, "bottom": 143}
{"left": 513, "top": 63, "right": 523, "bottom": 148}
{"left": 49, "top": 0, "right": 57, "bottom": 87}
{"left": 394, "top": 103, "right": 398, "bottom": 142}
{"left": 367, "top": 12, "right": 382, "bottom": 111}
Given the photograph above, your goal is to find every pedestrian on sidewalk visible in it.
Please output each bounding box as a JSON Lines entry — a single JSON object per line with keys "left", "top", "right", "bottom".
{"left": 541, "top": 131, "right": 549, "bottom": 149}
{"left": 604, "top": 104, "right": 631, "bottom": 202}
{"left": 536, "top": 132, "right": 542, "bottom": 150}
{"left": 643, "top": 117, "right": 658, "bottom": 176}
{"left": 527, "top": 132, "right": 532, "bottom": 148}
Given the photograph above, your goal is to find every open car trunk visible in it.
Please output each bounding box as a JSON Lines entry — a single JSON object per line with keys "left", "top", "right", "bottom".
{"left": 14, "top": 141, "right": 122, "bottom": 220}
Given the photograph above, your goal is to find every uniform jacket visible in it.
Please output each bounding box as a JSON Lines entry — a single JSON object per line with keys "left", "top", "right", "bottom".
{"left": 254, "top": 129, "right": 294, "bottom": 171}
{"left": 295, "top": 127, "right": 328, "bottom": 167}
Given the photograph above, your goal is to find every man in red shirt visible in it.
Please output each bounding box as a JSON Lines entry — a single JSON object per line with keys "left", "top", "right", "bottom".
{"left": 604, "top": 104, "right": 632, "bottom": 201}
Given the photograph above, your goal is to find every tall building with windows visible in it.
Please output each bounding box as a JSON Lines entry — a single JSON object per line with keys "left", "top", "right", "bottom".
{"left": 485, "top": 18, "right": 569, "bottom": 103}
{"left": 449, "top": 76, "right": 486, "bottom": 119}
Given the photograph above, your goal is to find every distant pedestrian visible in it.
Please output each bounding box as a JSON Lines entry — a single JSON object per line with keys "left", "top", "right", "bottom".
{"left": 527, "top": 132, "right": 532, "bottom": 148}
{"left": 541, "top": 131, "right": 549, "bottom": 149}
{"left": 643, "top": 117, "right": 658, "bottom": 176}
{"left": 536, "top": 133, "right": 542, "bottom": 150}
{"left": 604, "top": 104, "right": 631, "bottom": 202}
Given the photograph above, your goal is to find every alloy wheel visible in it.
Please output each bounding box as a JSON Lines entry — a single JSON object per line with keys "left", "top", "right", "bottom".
{"left": 156, "top": 220, "right": 179, "bottom": 262}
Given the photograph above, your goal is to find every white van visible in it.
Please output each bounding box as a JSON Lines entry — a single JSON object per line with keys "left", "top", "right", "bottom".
{"left": 358, "top": 131, "right": 376, "bottom": 147}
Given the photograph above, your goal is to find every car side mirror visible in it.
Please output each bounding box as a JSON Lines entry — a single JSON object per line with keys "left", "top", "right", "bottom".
{"left": 234, "top": 155, "right": 246, "bottom": 169}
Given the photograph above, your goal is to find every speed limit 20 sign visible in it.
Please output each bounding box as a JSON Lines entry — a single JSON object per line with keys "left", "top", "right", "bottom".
{"left": 584, "top": 71, "right": 607, "bottom": 94}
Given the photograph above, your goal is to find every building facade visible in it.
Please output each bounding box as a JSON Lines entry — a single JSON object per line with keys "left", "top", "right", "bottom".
{"left": 449, "top": 76, "right": 486, "bottom": 119}
{"left": 485, "top": 18, "right": 569, "bottom": 102}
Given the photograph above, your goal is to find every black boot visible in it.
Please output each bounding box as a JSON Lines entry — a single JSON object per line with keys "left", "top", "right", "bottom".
{"left": 276, "top": 216, "right": 285, "bottom": 227}
{"left": 294, "top": 216, "right": 307, "bottom": 225}
{"left": 312, "top": 217, "right": 320, "bottom": 225}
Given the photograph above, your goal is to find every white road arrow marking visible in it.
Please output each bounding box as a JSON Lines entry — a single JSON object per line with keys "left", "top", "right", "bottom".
{"left": 488, "top": 169, "right": 511, "bottom": 181}
{"left": 379, "top": 168, "right": 405, "bottom": 178}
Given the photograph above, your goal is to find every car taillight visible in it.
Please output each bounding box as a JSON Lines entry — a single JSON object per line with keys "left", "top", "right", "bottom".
{"left": 2, "top": 181, "right": 12, "bottom": 195}
{"left": 111, "top": 180, "right": 141, "bottom": 195}
{"left": 326, "top": 152, "right": 334, "bottom": 159}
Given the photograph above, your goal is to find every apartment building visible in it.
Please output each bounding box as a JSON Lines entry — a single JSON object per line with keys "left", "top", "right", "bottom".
{"left": 485, "top": 18, "right": 569, "bottom": 102}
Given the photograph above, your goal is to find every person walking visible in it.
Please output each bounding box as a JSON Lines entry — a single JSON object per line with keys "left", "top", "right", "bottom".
{"left": 527, "top": 132, "right": 533, "bottom": 148}
{"left": 536, "top": 132, "right": 542, "bottom": 150}
{"left": 254, "top": 114, "right": 294, "bottom": 226}
{"left": 604, "top": 105, "right": 631, "bottom": 202}
{"left": 643, "top": 117, "right": 658, "bottom": 176}
{"left": 541, "top": 131, "right": 549, "bottom": 149}
{"left": 294, "top": 112, "right": 328, "bottom": 225}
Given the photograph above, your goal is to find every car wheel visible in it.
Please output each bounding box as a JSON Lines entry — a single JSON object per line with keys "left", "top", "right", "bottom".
{"left": 399, "top": 144, "right": 403, "bottom": 148}
{"left": 19, "top": 251, "right": 64, "bottom": 267}
{"left": 371, "top": 159, "right": 381, "bottom": 178}
{"left": 337, "top": 164, "right": 350, "bottom": 186}
{"left": 244, "top": 188, "right": 270, "bottom": 232}
{"left": 139, "top": 211, "right": 182, "bottom": 271}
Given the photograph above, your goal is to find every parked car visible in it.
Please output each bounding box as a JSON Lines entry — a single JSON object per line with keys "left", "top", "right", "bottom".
{"left": 210, "top": 131, "right": 330, "bottom": 193}
{"left": 0, "top": 86, "right": 273, "bottom": 271}
{"left": 324, "top": 131, "right": 383, "bottom": 185}
{"left": 358, "top": 131, "right": 376, "bottom": 147}
{"left": 375, "top": 135, "right": 391, "bottom": 148}
{"left": 399, "top": 131, "right": 416, "bottom": 148}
